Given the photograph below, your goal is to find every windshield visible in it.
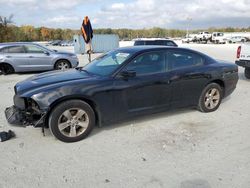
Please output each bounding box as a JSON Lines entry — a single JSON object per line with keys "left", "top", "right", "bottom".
{"left": 83, "top": 50, "right": 133, "bottom": 76}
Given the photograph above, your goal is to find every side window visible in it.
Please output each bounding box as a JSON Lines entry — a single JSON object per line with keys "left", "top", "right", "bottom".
{"left": 164, "top": 41, "right": 177, "bottom": 46}
{"left": 125, "top": 51, "right": 166, "bottom": 76}
{"left": 168, "top": 50, "right": 205, "bottom": 70}
{"left": 0, "top": 47, "right": 9, "bottom": 53}
{"left": 155, "top": 40, "right": 164, "bottom": 45}
{"left": 7, "top": 46, "right": 25, "bottom": 53}
{"left": 25, "top": 45, "right": 44, "bottom": 53}
{"left": 134, "top": 41, "right": 145, "bottom": 46}
{"left": 145, "top": 41, "right": 154, "bottom": 45}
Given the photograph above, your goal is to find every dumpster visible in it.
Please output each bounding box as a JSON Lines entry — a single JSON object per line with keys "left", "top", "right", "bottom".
{"left": 74, "top": 34, "right": 119, "bottom": 54}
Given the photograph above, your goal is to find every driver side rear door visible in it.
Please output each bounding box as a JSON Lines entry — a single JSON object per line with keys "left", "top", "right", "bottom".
{"left": 24, "top": 44, "right": 53, "bottom": 71}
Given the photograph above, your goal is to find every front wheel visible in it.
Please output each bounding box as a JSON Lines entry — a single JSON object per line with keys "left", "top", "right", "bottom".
{"left": 49, "top": 100, "right": 95, "bottom": 142}
{"left": 55, "top": 60, "right": 71, "bottom": 70}
{"left": 245, "top": 68, "right": 250, "bottom": 79}
{"left": 0, "top": 64, "right": 15, "bottom": 75}
{"left": 198, "top": 83, "right": 223, "bottom": 113}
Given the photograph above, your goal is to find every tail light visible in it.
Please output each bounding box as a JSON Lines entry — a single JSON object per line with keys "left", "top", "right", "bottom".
{"left": 237, "top": 46, "right": 241, "bottom": 59}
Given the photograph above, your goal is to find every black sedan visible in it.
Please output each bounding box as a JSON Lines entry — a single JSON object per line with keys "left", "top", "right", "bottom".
{"left": 5, "top": 46, "right": 238, "bottom": 142}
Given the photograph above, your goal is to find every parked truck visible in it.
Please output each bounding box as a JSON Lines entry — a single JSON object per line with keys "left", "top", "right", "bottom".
{"left": 211, "top": 32, "right": 227, "bottom": 44}
{"left": 193, "top": 31, "right": 212, "bottom": 43}
{"left": 235, "top": 44, "right": 250, "bottom": 79}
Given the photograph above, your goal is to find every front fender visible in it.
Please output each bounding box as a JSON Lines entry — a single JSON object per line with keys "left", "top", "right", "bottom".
{"left": 31, "top": 88, "right": 93, "bottom": 111}
{"left": 30, "top": 86, "right": 103, "bottom": 126}
{"left": 0, "top": 59, "right": 16, "bottom": 71}
{"left": 22, "top": 78, "right": 103, "bottom": 110}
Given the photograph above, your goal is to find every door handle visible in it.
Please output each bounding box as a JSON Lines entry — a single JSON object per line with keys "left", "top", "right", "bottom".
{"left": 169, "top": 75, "right": 181, "bottom": 82}
{"left": 28, "top": 56, "right": 34, "bottom": 58}
{"left": 6, "top": 56, "right": 12, "bottom": 58}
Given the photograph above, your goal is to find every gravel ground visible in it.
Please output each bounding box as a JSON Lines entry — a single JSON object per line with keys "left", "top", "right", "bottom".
{"left": 0, "top": 43, "right": 250, "bottom": 188}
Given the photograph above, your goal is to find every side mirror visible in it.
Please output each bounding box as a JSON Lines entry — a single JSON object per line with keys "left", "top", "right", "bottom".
{"left": 120, "top": 70, "right": 136, "bottom": 78}
{"left": 44, "top": 51, "right": 50, "bottom": 56}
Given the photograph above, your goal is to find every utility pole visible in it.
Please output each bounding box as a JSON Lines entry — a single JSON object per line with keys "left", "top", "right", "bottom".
{"left": 186, "top": 17, "right": 192, "bottom": 37}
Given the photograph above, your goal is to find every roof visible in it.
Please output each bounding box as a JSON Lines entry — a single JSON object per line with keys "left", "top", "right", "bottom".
{"left": 117, "top": 45, "right": 178, "bottom": 53}
{"left": 0, "top": 42, "right": 39, "bottom": 47}
{"left": 117, "top": 45, "right": 212, "bottom": 59}
{"left": 132, "top": 38, "right": 171, "bottom": 41}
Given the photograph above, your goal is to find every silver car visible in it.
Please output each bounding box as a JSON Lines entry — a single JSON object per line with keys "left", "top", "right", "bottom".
{"left": 0, "top": 42, "right": 79, "bottom": 74}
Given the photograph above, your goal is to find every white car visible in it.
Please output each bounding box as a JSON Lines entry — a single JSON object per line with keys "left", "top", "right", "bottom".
{"left": 228, "top": 36, "right": 247, "bottom": 43}
{"left": 182, "top": 36, "right": 193, "bottom": 43}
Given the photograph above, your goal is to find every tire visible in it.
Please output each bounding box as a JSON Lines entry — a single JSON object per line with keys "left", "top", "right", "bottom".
{"left": 49, "top": 100, "right": 95, "bottom": 142}
{"left": 55, "top": 60, "right": 71, "bottom": 70}
{"left": 198, "top": 83, "right": 223, "bottom": 113}
{"left": 0, "top": 64, "right": 15, "bottom": 75}
{"left": 245, "top": 68, "right": 250, "bottom": 79}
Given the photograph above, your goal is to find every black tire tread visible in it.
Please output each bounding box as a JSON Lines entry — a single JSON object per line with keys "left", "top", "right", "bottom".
{"left": 49, "top": 100, "right": 95, "bottom": 142}
{"left": 198, "top": 83, "right": 223, "bottom": 113}
{"left": 0, "top": 63, "right": 15, "bottom": 75}
{"left": 245, "top": 68, "right": 250, "bottom": 79}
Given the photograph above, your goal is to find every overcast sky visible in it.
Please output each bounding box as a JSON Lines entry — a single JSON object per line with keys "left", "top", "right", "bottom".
{"left": 0, "top": 0, "right": 250, "bottom": 29}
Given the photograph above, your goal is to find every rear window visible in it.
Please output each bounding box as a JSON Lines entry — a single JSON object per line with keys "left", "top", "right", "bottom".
{"left": 164, "top": 41, "right": 177, "bottom": 46}
{"left": 0, "top": 47, "right": 8, "bottom": 53}
{"left": 168, "top": 50, "right": 205, "bottom": 70}
{"left": 134, "top": 40, "right": 177, "bottom": 47}
{"left": 0, "top": 46, "right": 25, "bottom": 53}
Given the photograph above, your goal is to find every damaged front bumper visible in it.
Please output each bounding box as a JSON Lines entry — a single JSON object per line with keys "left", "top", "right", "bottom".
{"left": 5, "top": 105, "right": 46, "bottom": 127}
{"left": 5, "top": 106, "right": 28, "bottom": 126}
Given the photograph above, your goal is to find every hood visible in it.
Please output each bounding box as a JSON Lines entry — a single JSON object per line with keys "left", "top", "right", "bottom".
{"left": 52, "top": 50, "right": 75, "bottom": 56}
{"left": 56, "top": 51, "right": 75, "bottom": 56}
{"left": 15, "top": 69, "right": 95, "bottom": 95}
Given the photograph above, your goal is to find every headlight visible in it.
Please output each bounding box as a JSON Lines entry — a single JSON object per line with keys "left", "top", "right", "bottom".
{"left": 14, "top": 95, "right": 26, "bottom": 110}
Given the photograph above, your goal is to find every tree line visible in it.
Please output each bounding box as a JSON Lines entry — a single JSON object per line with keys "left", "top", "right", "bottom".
{"left": 1, "top": 15, "right": 250, "bottom": 42}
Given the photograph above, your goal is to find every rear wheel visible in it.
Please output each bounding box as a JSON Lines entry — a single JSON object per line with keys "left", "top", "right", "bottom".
{"left": 245, "top": 68, "right": 250, "bottom": 79}
{"left": 49, "top": 100, "right": 95, "bottom": 142}
{"left": 55, "top": 60, "right": 71, "bottom": 70}
{"left": 198, "top": 83, "right": 223, "bottom": 112}
{"left": 0, "top": 64, "right": 15, "bottom": 75}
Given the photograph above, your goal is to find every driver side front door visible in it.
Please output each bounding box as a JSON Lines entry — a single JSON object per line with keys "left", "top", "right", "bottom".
{"left": 24, "top": 45, "right": 53, "bottom": 71}
{"left": 113, "top": 51, "right": 172, "bottom": 116}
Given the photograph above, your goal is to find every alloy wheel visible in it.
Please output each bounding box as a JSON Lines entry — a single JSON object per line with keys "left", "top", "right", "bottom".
{"left": 57, "top": 61, "right": 70, "bottom": 70}
{"left": 57, "top": 108, "right": 89, "bottom": 137}
{"left": 204, "top": 88, "right": 220, "bottom": 110}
